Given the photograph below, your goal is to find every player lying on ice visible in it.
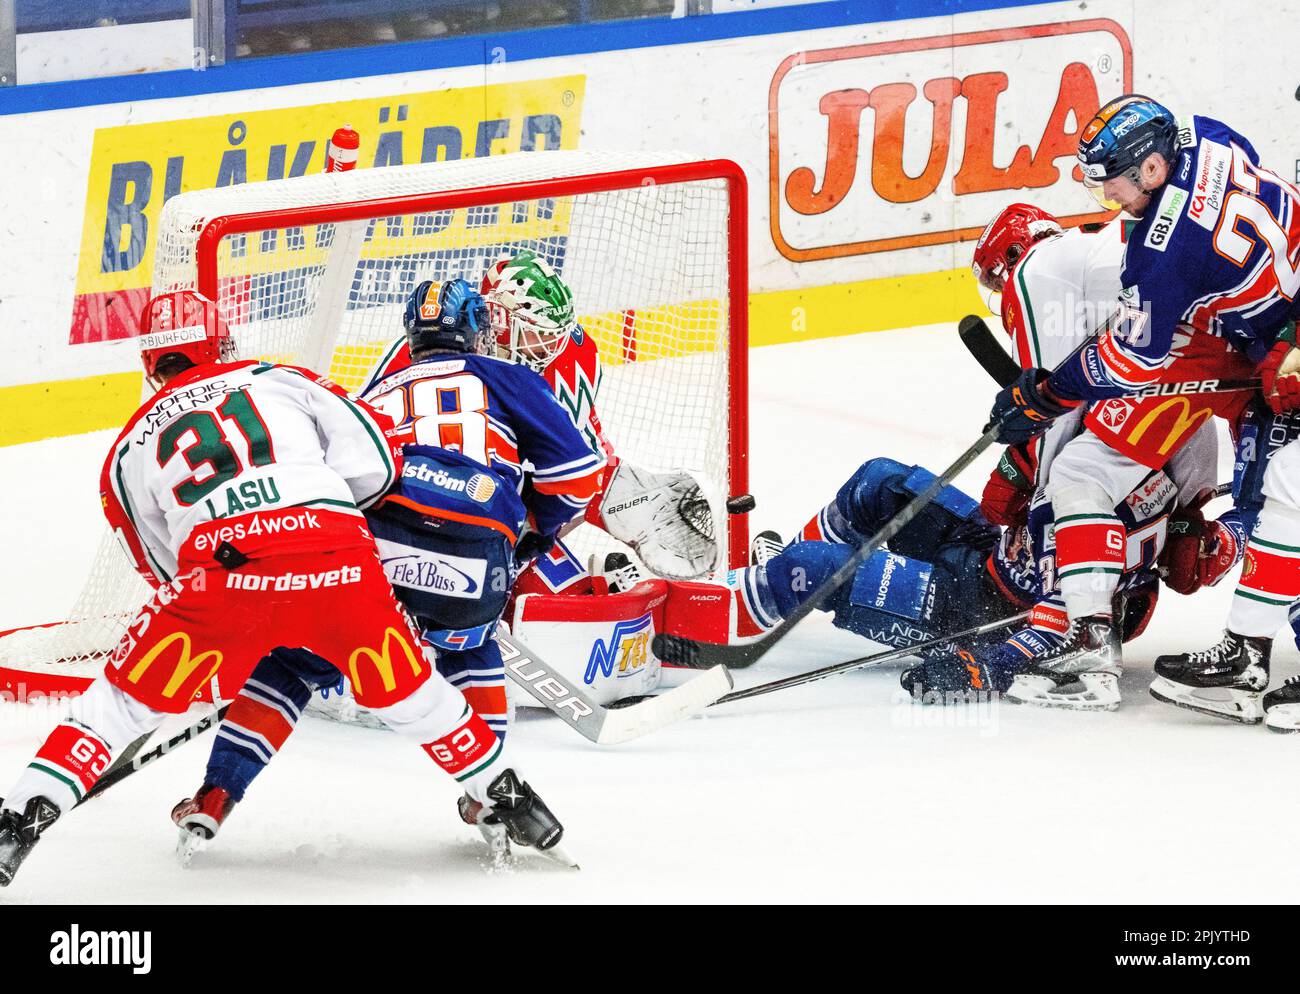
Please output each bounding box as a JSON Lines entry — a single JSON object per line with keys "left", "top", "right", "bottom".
{"left": 981, "top": 95, "right": 1300, "bottom": 720}
{"left": 716, "top": 425, "right": 1218, "bottom": 710}
{"left": 0, "top": 288, "right": 575, "bottom": 887}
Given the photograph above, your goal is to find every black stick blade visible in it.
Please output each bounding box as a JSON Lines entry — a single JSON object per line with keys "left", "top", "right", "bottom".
{"left": 653, "top": 632, "right": 701, "bottom": 667}
{"left": 958, "top": 314, "right": 1021, "bottom": 388}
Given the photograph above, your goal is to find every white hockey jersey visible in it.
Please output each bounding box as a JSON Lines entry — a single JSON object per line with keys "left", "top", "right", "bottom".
{"left": 1001, "top": 217, "right": 1130, "bottom": 371}
{"left": 101, "top": 360, "right": 397, "bottom": 585}
{"left": 999, "top": 217, "right": 1131, "bottom": 483}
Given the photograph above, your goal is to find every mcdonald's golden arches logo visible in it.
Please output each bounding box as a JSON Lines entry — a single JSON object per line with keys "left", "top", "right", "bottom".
{"left": 1126, "top": 397, "right": 1215, "bottom": 458}
{"left": 347, "top": 627, "right": 425, "bottom": 697}
{"left": 124, "top": 631, "right": 223, "bottom": 700}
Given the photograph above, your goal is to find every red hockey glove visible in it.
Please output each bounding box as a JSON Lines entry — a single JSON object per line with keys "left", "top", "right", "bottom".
{"left": 1260, "top": 329, "right": 1300, "bottom": 414}
{"left": 1160, "top": 507, "right": 1243, "bottom": 596}
{"left": 980, "top": 444, "right": 1036, "bottom": 527}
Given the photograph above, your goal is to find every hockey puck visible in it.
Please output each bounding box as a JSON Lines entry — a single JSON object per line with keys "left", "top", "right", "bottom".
{"left": 726, "top": 494, "right": 756, "bottom": 514}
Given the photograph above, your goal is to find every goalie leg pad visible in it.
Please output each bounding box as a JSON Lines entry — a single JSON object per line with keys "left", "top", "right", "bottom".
{"left": 511, "top": 581, "right": 668, "bottom": 706}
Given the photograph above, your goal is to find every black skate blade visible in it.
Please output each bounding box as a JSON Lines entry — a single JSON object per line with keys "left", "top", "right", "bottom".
{"left": 653, "top": 633, "right": 701, "bottom": 667}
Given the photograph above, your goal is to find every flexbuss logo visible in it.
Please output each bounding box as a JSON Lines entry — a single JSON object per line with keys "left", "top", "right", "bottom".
{"left": 769, "top": 20, "right": 1132, "bottom": 260}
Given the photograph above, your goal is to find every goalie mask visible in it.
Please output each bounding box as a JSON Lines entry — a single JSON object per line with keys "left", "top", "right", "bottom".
{"left": 482, "top": 251, "right": 577, "bottom": 372}
{"left": 139, "top": 289, "right": 233, "bottom": 388}
{"left": 971, "top": 203, "right": 1062, "bottom": 293}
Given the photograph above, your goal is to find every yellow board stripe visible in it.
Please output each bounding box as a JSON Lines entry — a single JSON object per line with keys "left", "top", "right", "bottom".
{"left": 0, "top": 267, "right": 987, "bottom": 448}
{"left": 0, "top": 371, "right": 143, "bottom": 447}
{"left": 748, "top": 266, "right": 985, "bottom": 347}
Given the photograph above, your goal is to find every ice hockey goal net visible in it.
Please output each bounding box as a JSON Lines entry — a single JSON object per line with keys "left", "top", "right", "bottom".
{"left": 0, "top": 150, "right": 749, "bottom": 678}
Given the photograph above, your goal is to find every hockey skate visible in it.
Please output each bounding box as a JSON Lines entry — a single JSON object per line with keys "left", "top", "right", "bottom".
{"left": 457, "top": 768, "right": 576, "bottom": 870}
{"left": 750, "top": 530, "right": 785, "bottom": 567}
{"left": 1263, "top": 675, "right": 1300, "bottom": 733}
{"left": 1149, "top": 631, "right": 1271, "bottom": 724}
{"left": 0, "top": 796, "right": 60, "bottom": 887}
{"left": 171, "top": 784, "right": 237, "bottom": 866}
{"left": 589, "top": 552, "right": 646, "bottom": 596}
{"left": 1005, "top": 615, "right": 1122, "bottom": 712}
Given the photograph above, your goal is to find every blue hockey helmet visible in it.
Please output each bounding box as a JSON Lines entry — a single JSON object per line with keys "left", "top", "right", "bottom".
{"left": 404, "top": 278, "right": 488, "bottom": 356}
{"left": 1078, "top": 94, "right": 1179, "bottom": 189}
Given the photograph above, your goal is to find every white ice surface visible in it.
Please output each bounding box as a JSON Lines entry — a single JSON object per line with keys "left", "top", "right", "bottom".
{"left": 1, "top": 325, "right": 1297, "bottom": 904}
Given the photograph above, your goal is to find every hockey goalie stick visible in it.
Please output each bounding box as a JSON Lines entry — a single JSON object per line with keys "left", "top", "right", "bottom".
{"left": 653, "top": 319, "right": 1261, "bottom": 672}
{"left": 78, "top": 704, "right": 230, "bottom": 805}
{"left": 497, "top": 629, "right": 732, "bottom": 745}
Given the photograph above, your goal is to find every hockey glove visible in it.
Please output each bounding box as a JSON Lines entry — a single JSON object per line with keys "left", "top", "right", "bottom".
{"left": 980, "top": 443, "right": 1036, "bottom": 527}
{"left": 1260, "top": 323, "right": 1300, "bottom": 414}
{"left": 986, "top": 367, "right": 1078, "bottom": 444}
{"left": 598, "top": 460, "right": 718, "bottom": 579}
{"left": 515, "top": 529, "right": 556, "bottom": 566}
{"left": 900, "top": 648, "right": 1003, "bottom": 703}
{"left": 1160, "top": 507, "right": 1244, "bottom": 596}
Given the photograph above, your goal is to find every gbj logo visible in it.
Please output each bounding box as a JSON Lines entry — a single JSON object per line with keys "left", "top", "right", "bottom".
{"left": 584, "top": 614, "right": 653, "bottom": 684}
{"left": 769, "top": 19, "right": 1132, "bottom": 259}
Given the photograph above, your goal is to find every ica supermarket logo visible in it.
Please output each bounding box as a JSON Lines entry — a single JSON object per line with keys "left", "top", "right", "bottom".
{"left": 584, "top": 613, "right": 653, "bottom": 684}
{"left": 769, "top": 19, "right": 1133, "bottom": 260}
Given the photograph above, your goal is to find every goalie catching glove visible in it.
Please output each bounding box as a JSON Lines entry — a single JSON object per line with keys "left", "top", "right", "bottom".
{"left": 597, "top": 459, "right": 719, "bottom": 579}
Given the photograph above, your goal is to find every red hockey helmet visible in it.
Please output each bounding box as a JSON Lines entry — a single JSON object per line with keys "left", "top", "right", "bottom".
{"left": 139, "top": 290, "right": 232, "bottom": 385}
{"left": 971, "top": 203, "right": 1063, "bottom": 292}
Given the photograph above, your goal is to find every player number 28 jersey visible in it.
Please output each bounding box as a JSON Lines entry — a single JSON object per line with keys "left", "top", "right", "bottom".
{"left": 360, "top": 353, "right": 606, "bottom": 537}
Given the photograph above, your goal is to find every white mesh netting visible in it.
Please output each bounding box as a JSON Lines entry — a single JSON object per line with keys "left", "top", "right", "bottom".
{"left": 1, "top": 150, "right": 743, "bottom": 673}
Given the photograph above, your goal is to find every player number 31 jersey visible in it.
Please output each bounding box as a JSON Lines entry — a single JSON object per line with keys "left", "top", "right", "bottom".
{"left": 101, "top": 361, "right": 399, "bottom": 586}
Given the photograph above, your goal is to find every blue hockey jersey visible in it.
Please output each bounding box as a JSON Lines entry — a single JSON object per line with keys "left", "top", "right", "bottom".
{"left": 1054, "top": 115, "right": 1300, "bottom": 401}
{"left": 361, "top": 352, "right": 606, "bottom": 540}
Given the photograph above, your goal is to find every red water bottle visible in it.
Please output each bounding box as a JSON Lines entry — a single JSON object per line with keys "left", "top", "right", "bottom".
{"left": 325, "top": 125, "right": 360, "bottom": 172}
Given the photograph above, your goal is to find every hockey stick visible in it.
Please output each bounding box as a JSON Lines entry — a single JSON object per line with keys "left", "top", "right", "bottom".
{"left": 711, "top": 611, "right": 1030, "bottom": 705}
{"left": 77, "top": 704, "right": 230, "bottom": 805}
{"left": 957, "top": 315, "right": 1262, "bottom": 394}
{"left": 497, "top": 629, "right": 731, "bottom": 745}
{"left": 959, "top": 315, "right": 1020, "bottom": 387}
